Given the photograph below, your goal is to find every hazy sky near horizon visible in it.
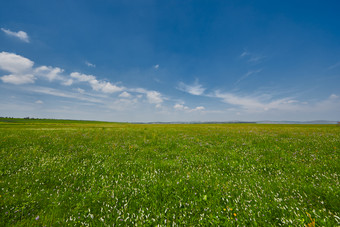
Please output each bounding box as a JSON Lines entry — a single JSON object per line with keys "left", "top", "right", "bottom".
{"left": 1, "top": 0, "right": 339, "bottom": 122}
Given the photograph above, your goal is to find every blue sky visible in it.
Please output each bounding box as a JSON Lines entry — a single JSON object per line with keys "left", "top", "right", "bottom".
{"left": 0, "top": 0, "right": 339, "bottom": 122}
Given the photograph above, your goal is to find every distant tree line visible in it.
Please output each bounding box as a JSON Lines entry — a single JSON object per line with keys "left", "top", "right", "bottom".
{"left": 0, "top": 117, "right": 48, "bottom": 120}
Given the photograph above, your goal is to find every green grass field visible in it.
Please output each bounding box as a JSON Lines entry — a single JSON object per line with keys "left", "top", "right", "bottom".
{"left": 0, "top": 120, "right": 339, "bottom": 226}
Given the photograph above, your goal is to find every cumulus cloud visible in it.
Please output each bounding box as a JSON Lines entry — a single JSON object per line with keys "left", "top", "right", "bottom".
{"left": 119, "top": 91, "right": 132, "bottom": 98}
{"left": 0, "top": 52, "right": 36, "bottom": 84}
{"left": 1, "top": 74, "right": 35, "bottom": 85}
{"left": 146, "top": 91, "right": 163, "bottom": 104}
{"left": 91, "top": 80, "right": 123, "bottom": 93}
{"left": 1, "top": 28, "right": 29, "bottom": 42}
{"left": 70, "top": 72, "right": 95, "bottom": 82}
{"left": 62, "top": 79, "right": 73, "bottom": 86}
{"left": 35, "top": 66, "right": 64, "bottom": 81}
{"left": 194, "top": 106, "right": 205, "bottom": 111}
{"left": 178, "top": 80, "right": 205, "bottom": 96}
{"left": 0, "top": 52, "right": 70, "bottom": 85}
{"left": 174, "top": 104, "right": 189, "bottom": 111}
{"left": 0, "top": 52, "right": 169, "bottom": 112}
{"left": 70, "top": 72, "right": 124, "bottom": 94}
{"left": 129, "top": 88, "right": 164, "bottom": 105}
{"left": 174, "top": 103, "right": 205, "bottom": 112}
{"left": 0, "top": 51, "right": 34, "bottom": 74}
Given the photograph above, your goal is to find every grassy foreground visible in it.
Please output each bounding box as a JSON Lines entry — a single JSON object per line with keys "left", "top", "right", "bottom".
{"left": 0, "top": 120, "right": 339, "bottom": 226}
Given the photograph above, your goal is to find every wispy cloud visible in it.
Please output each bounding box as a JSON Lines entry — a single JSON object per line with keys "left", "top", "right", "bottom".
{"left": 1, "top": 28, "right": 29, "bottom": 42}
{"left": 240, "top": 50, "right": 250, "bottom": 57}
{"left": 154, "top": 64, "right": 159, "bottom": 69}
{"left": 30, "top": 86, "right": 104, "bottom": 104}
{"left": 212, "top": 90, "right": 299, "bottom": 112}
{"left": 209, "top": 89, "right": 340, "bottom": 121}
{"left": 177, "top": 79, "right": 205, "bottom": 95}
{"left": 234, "top": 69, "right": 262, "bottom": 85}
{"left": 85, "top": 61, "right": 96, "bottom": 67}
{"left": 240, "top": 50, "right": 265, "bottom": 64}
{"left": 328, "top": 61, "right": 340, "bottom": 70}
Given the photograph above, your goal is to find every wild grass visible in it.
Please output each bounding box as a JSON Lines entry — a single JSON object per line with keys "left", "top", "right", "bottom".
{"left": 0, "top": 121, "right": 339, "bottom": 226}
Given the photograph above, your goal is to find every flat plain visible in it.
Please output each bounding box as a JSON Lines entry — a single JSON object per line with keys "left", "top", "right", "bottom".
{"left": 0, "top": 119, "right": 339, "bottom": 226}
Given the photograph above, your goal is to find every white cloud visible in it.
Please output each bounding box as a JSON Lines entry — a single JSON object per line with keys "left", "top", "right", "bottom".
{"left": 234, "top": 69, "right": 262, "bottom": 85}
{"left": 194, "top": 106, "right": 205, "bottom": 111}
{"left": 146, "top": 91, "right": 163, "bottom": 104}
{"left": 0, "top": 52, "right": 36, "bottom": 84}
{"left": 248, "top": 56, "right": 264, "bottom": 63}
{"left": 240, "top": 50, "right": 250, "bottom": 57}
{"left": 35, "top": 100, "right": 43, "bottom": 104}
{"left": 70, "top": 72, "right": 96, "bottom": 82}
{"left": 330, "top": 94, "right": 339, "bottom": 99}
{"left": 174, "top": 103, "right": 205, "bottom": 112}
{"left": 0, "top": 52, "right": 71, "bottom": 85}
{"left": 62, "top": 79, "right": 73, "bottom": 86}
{"left": 129, "top": 88, "right": 165, "bottom": 105}
{"left": 31, "top": 87, "right": 104, "bottom": 103}
{"left": 178, "top": 80, "right": 205, "bottom": 96}
{"left": 213, "top": 91, "right": 298, "bottom": 112}
{"left": 1, "top": 74, "right": 35, "bottom": 85}
{"left": 85, "top": 61, "right": 96, "bottom": 67}
{"left": 1, "top": 28, "right": 29, "bottom": 42}
{"left": 70, "top": 72, "right": 124, "bottom": 94}
{"left": 154, "top": 64, "right": 159, "bottom": 69}
{"left": 76, "top": 88, "right": 85, "bottom": 94}
{"left": 174, "top": 104, "right": 189, "bottom": 110}
{"left": 35, "top": 66, "right": 64, "bottom": 81}
{"left": 107, "top": 98, "right": 139, "bottom": 111}
{"left": 0, "top": 51, "right": 34, "bottom": 74}
{"left": 119, "top": 91, "right": 132, "bottom": 98}
{"left": 240, "top": 50, "right": 265, "bottom": 64}
{"left": 0, "top": 52, "right": 171, "bottom": 115}
{"left": 90, "top": 80, "right": 123, "bottom": 93}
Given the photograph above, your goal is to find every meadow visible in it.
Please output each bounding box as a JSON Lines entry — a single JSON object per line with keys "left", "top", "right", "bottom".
{"left": 0, "top": 119, "right": 339, "bottom": 226}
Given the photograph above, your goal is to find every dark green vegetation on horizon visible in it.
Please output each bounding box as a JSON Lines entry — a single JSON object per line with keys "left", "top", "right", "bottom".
{"left": 0, "top": 117, "right": 111, "bottom": 124}
{"left": 0, "top": 122, "right": 339, "bottom": 226}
